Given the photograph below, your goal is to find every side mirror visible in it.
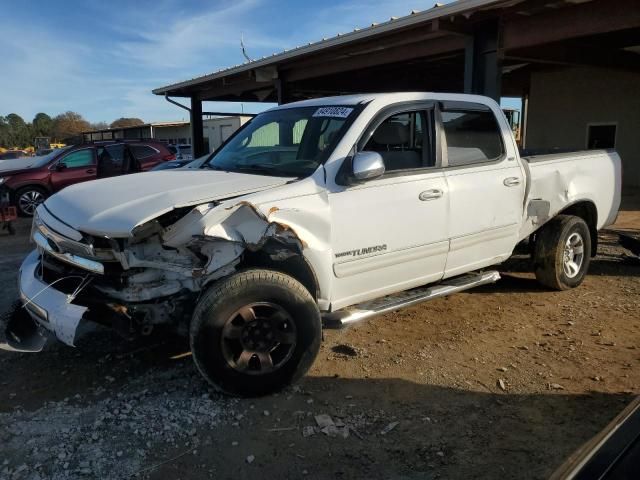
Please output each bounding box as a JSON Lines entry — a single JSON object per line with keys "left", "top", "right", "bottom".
{"left": 352, "top": 151, "right": 385, "bottom": 181}
{"left": 54, "top": 162, "right": 66, "bottom": 171}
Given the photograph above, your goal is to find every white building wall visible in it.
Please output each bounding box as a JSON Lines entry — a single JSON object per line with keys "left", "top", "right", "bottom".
{"left": 203, "top": 116, "right": 252, "bottom": 152}
{"left": 526, "top": 66, "right": 640, "bottom": 189}
{"left": 152, "top": 125, "right": 191, "bottom": 144}
{"left": 150, "top": 116, "right": 252, "bottom": 154}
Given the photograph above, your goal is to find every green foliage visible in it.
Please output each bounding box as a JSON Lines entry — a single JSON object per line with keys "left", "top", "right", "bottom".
{"left": 32, "top": 113, "right": 53, "bottom": 138}
{"left": 0, "top": 113, "right": 31, "bottom": 148}
{"left": 0, "top": 111, "right": 107, "bottom": 148}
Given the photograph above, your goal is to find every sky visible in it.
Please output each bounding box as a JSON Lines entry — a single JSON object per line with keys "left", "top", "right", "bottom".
{"left": 0, "top": 0, "right": 519, "bottom": 124}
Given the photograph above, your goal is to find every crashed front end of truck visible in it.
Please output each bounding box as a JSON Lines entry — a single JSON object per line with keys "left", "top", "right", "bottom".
{"left": 6, "top": 200, "right": 306, "bottom": 352}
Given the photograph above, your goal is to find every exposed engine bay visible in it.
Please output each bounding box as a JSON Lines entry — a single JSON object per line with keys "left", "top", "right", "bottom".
{"left": 24, "top": 200, "right": 309, "bottom": 345}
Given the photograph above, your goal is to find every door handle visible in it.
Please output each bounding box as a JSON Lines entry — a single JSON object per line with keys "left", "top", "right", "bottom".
{"left": 419, "top": 189, "right": 443, "bottom": 201}
{"left": 86, "top": 169, "right": 95, "bottom": 174}
{"left": 503, "top": 177, "right": 521, "bottom": 187}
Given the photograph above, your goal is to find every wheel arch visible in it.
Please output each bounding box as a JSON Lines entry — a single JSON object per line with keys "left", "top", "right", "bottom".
{"left": 558, "top": 200, "right": 598, "bottom": 256}
{"left": 11, "top": 183, "right": 52, "bottom": 203}
{"left": 12, "top": 184, "right": 50, "bottom": 216}
{"left": 240, "top": 248, "right": 320, "bottom": 301}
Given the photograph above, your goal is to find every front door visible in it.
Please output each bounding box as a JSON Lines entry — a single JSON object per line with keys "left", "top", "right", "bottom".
{"left": 50, "top": 148, "right": 97, "bottom": 191}
{"left": 329, "top": 106, "right": 450, "bottom": 310}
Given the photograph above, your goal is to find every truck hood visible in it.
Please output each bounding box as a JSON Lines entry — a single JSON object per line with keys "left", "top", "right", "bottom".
{"left": 44, "top": 170, "right": 294, "bottom": 237}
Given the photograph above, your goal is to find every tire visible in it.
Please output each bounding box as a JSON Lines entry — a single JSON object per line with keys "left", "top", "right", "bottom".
{"left": 190, "top": 269, "right": 321, "bottom": 397}
{"left": 15, "top": 186, "right": 48, "bottom": 217}
{"left": 534, "top": 215, "right": 591, "bottom": 290}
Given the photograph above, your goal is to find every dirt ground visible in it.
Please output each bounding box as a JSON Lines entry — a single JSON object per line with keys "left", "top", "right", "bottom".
{"left": 0, "top": 194, "right": 638, "bottom": 480}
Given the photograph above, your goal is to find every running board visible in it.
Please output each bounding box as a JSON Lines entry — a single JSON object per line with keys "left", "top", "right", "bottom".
{"left": 322, "top": 271, "right": 500, "bottom": 328}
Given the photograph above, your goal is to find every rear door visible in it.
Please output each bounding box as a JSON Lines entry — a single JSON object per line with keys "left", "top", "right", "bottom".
{"left": 49, "top": 148, "right": 97, "bottom": 191}
{"left": 329, "top": 104, "right": 450, "bottom": 309}
{"left": 130, "top": 144, "right": 161, "bottom": 170}
{"left": 439, "top": 101, "right": 525, "bottom": 278}
{"left": 97, "top": 143, "right": 140, "bottom": 177}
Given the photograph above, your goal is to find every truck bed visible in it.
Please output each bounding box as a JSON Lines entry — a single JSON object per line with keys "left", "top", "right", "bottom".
{"left": 518, "top": 148, "right": 622, "bottom": 240}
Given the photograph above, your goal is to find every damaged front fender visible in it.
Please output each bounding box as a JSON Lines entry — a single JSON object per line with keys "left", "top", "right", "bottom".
{"left": 110, "top": 193, "right": 328, "bottom": 305}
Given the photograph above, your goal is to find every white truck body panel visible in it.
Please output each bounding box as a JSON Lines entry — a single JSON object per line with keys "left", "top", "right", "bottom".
{"left": 443, "top": 160, "right": 526, "bottom": 278}
{"left": 16, "top": 92, "right": 622, "bottom": 348}
{"left": 520, "top": 150, "right": 622, "bottom": 238}
{"left": 329, "top": 169, "right": 449, "bottom": 309}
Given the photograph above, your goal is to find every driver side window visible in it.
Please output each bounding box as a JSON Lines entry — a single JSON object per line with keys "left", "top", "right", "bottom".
{"left": 60, "top": 149, "right": 95, "bottom": 168}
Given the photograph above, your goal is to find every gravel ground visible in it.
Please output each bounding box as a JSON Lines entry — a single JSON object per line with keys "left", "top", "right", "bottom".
{"left": 0, "top": 203, "right": 638, "bottom": 479}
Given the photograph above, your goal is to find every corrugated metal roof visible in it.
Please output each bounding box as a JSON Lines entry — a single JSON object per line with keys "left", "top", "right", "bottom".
{"left": 152, "top": 0, "right": 509, "bottom": 95}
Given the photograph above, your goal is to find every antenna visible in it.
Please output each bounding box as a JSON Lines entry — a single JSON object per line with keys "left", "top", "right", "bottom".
{"left": 240, "top": 33, "right": 253, "bottom": 62}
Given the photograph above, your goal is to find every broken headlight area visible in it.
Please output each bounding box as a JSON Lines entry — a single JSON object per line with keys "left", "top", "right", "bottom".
{"left": 36, "top": 252, "right": 196, "bottom": 339}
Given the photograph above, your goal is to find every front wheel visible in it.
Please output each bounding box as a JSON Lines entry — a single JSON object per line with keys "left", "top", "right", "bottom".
{"left": 15, "top": 186, "right": 48, "bottom": 217}
{"left": 534, "top": 215, "right": 591, "bottom": 290}
{"left": 190, "top": 269, "right": 321, "bottom": 397}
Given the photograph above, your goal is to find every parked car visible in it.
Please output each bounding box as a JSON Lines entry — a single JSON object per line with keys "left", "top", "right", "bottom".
{"left": 151, "top": 155, "right": 208, "bottom": 171}
{"left": 0, "top": 140, "right": 174, "bottom": 216}
{"left": 7, "top": 93, "right": 621, "bottom": 397}
{"left": 167, "top": 144, "right": 193, "bottom": 161}
{"left": 0, "top": 150, "right": 28, "bottom": 160}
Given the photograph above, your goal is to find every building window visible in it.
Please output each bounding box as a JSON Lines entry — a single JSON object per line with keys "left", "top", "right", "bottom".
{"left": 587, "top": 124, "right": 616, "bottom": 150}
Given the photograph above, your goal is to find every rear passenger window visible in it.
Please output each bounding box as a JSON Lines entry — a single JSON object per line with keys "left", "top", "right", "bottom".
{"left": 130, "top": 145, "right": 158, "bottom": 159}
{"left": 363, "top": 110, "right": 433, "bottom": 171}
{"left": 441, "top": 108, "right": 504, "bottom": 166}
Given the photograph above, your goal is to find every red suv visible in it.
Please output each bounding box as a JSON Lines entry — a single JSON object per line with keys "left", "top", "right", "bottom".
{"left": 0, "top": 140, "right": 174, "bottom": 216}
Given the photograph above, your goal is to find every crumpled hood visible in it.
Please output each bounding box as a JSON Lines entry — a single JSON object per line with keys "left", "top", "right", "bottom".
{"left": 44, "top": 170, "right": 293, "bottom": 237}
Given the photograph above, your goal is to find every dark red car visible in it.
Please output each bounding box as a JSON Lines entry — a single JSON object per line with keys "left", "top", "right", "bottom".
{"left": 0, "top": 140, "right": 174, "bottom": 216}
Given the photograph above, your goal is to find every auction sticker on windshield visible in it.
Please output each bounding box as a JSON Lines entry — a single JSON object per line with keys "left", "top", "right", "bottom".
{"left": 313, "top": 107, "right": 354, "bottom": 118}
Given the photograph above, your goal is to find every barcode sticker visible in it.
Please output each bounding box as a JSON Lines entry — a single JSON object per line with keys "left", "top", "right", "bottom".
{"left": 313, "top": 107, "right": 354, "bottom": 118}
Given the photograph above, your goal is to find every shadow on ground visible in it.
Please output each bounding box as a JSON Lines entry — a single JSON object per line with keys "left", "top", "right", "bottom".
{"left": 149, "top": 375, "right": 632, "bottom": 480}
{"left": 0, "top": 331, "right": 632, "bottom": 479}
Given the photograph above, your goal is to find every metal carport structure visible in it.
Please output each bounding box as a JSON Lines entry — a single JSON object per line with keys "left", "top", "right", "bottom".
{"left": 153, "top": 0, "right": 640, "bottom": 163}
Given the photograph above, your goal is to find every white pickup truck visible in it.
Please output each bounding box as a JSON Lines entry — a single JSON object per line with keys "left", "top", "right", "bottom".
{"left": 7, "top": 93, "right": 621, "bottom": 396}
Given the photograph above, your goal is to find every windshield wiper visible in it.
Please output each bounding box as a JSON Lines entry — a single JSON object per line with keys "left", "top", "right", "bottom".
{"left": 200, "top": 163, "right": 224, "bottom": 171}
{"left": 235, "top": 163, "right": 278, "bottom": 173}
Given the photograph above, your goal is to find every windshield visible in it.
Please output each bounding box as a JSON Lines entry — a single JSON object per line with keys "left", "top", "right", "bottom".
{"left": 203, "top": 105, "right": 357, "bottom": 177}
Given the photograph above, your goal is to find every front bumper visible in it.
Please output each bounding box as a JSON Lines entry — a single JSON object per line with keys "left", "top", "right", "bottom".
{"left": 6, "top": 250, "right": 89, "bottom": 351}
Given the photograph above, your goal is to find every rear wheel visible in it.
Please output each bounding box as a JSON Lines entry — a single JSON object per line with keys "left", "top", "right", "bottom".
{"left": 190, "top": 269, "right": 321, "bottom": 397}
{"left": 534, "top": 215, "right": 591, "bottom": 290}
{"left": 15, "top": 186, "right": 47, "bottom": 217}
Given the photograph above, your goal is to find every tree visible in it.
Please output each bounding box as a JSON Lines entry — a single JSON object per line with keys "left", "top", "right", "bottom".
{"left": 32, "top": 113, "right": 53, "bottom": 138}
{"left": 52, "top": 111, "right": 91, "bottom": 140}
{"left": 0, "top": 116, "right": 9, "bottom": 148}
{"left": 110, "top": 117, "right": 144, "bottom": 128}
{"left": 6, "top": 113, "right": 30, "bottom": 148}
